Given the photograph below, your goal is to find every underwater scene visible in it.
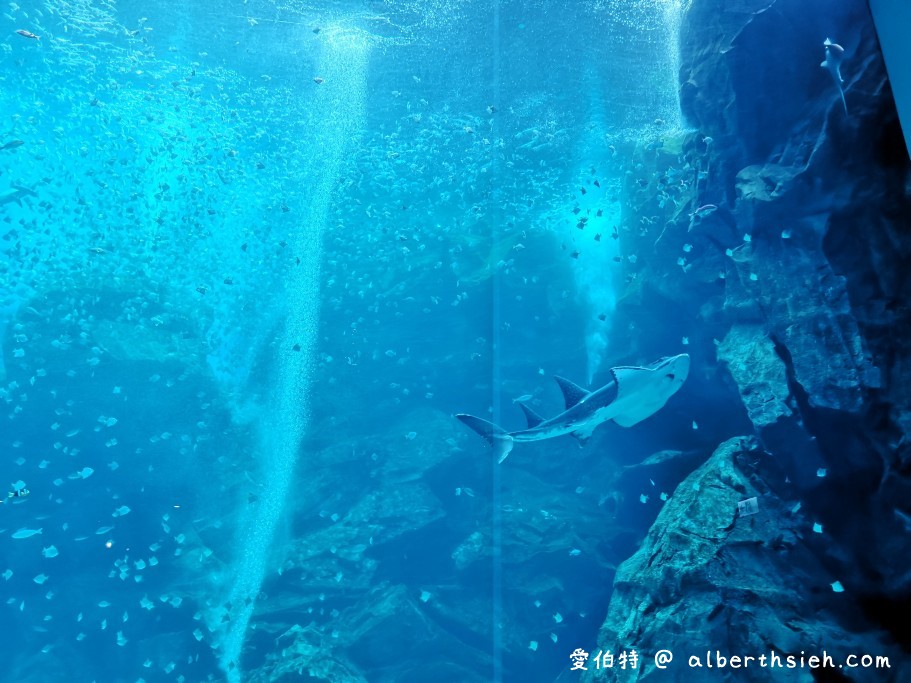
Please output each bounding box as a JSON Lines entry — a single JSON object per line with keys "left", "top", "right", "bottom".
{"left": 1, "top": 0, "right": 910, "bottom": 681}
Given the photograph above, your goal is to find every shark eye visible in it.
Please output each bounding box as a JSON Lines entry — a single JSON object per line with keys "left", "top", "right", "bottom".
{"left": 666, "top": 373, "right": 675, "bottom": 380}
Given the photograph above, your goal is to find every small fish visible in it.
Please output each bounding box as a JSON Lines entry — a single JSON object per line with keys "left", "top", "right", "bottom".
{"left": 33, "top": 573, "right": 49, "bottom": 585}
{"left": 12, "top": 528, "right": 42, "bottom": 539}
{"left": 42, "top": 546, "right": 58, "bottom": 558}
{"left": 690, "top": 204, "right": 718, "bottom": 220}
{"left": 15, "top": 29, "right": 39, "bottom": 40}
{"left": 0, "top": 140, "right": 24, "bottom": 150}
{"left": 69, "top": 467, "right": 94, "bottom": 480}
{"left": 512, "top": 394, "right": 533, "bottom": 404}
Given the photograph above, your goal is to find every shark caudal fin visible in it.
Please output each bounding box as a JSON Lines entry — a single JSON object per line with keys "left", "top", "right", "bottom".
{"left": 455, "top": 414, "right": 515, "bottom": 463}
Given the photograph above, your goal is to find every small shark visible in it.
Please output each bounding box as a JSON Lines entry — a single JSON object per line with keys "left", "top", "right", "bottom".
{"left": 821, "top": 37, "right": 847, "bottom": 114}
{"left": 457, "top": 354, "right": 690, "bottom": 462}
{"left": 0, "top": 185, "right": 37, "bottom": 207}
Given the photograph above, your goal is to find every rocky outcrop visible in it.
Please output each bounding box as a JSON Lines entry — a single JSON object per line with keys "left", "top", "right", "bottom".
{"left": 238, "top": 407, "right": 629, "bottom": 682}
{"left": 583, "top": 437, "right": 909, "bottom": 682}
{"left": 250, "top": 583, "right": 492, "bottom": 683}
{"left": 595, "top": 0, "right": 911, "bottom": 675}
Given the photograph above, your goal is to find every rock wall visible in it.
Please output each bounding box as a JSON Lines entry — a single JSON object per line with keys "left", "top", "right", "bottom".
{"left": 591, "top": 0, "right": 911, "bottom": 676}
{"left": 582, "top": 438, "right": 908, "bottom": 682}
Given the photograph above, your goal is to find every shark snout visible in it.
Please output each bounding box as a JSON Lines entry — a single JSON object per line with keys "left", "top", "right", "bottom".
{"left": 667, "top": 353, "right": 690, "bottom": 384}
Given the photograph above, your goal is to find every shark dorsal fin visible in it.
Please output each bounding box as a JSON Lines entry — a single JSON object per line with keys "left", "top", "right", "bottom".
{"left": 517, "top": 402, "right": 545, "bottom": 429}
{"left": 553, "top": 376, "right": 589, "bottom": 410}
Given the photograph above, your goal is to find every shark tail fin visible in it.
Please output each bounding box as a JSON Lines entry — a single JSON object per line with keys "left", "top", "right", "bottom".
{"left": 456, "top": 414, "right": 515, "bottom": 463}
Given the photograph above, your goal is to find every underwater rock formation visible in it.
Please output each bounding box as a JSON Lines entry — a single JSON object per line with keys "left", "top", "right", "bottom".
{"left": 240, "top": 408, "right": 626, "bottom": 681}
{"left": 595, "top": 0, "right": 911, "bottom": 674}
{"left": 582, "top": 437, "right": 909, "bottom": 682}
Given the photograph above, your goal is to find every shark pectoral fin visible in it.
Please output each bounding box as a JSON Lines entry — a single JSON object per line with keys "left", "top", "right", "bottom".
{"left": 612, "top": 411, "right": 650, "bottom": 428}
{"left": 610, "top": 366, "right": 664, "bottom": 427}
{"left": 517, "top": 402, "right": 545, "bottom": 429}
{"left": 553, "top": 376, "right": 589, "bottom": 409}
{"left": 611, "top": 365, "right": 657, "bottom": 399}
{"left": 570, "top": 429, "right": 593, "bottom": 447}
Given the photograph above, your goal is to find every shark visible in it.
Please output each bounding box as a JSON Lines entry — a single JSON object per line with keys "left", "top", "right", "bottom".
{"left": 0, "top": 185, "right": 38, "bottom": 207}
{"left": 821, "top": 37, "right": 847, "bottom": 114}
{"left": 457, "top": 353, "right": 690, "bottom": 462}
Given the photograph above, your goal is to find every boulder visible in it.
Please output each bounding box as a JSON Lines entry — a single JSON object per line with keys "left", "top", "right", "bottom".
{"left": 583, "top": 437, "right": 909, "bottom": 682}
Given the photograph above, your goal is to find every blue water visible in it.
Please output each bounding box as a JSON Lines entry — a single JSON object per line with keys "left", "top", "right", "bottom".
{"left": 1, "top": 0, "right": 908, "bottom": 681}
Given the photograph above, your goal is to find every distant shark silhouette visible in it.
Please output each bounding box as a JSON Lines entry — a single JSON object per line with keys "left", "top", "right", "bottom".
{"left": 0, "top": 185, "right": 38, "bottom": 207}
{"left": 457, "top": 354, "right": 690, "bottom": 462}
{"left": 821, "top": 37, "right": 847, "bottom": 114}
